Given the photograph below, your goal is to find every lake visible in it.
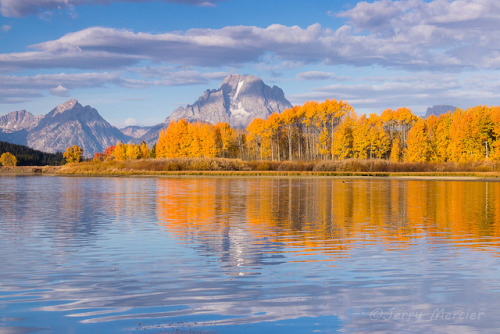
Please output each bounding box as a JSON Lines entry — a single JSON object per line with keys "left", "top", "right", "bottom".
{"left": 1, "top": 176, "right": 500, "bottom": 333}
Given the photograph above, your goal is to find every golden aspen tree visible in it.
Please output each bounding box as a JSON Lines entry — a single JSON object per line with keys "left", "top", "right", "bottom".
{"left": 425, "top": 115, "right": 439, "bottom": 161}
{"left": 188, "top": 122, "right": 203, "bottom": 157}
{"left": 113, "top": 141, "right": 126, "bottom": 161}
{"left": 63, "top": 145, "right": 83, "bottom": 163}
{"left": 125, "top": 143, "right": 140, "bottom": 160}
{"left": 315, "top": 99, "right": 353, "bottom": 159}
{"left": 215, "top": 122, "right": 236, "bottom": 158}
{"left": 156, "top": 129, "right": 168, "bottom": 158}
{"left": 0, "top": 152, "right": 17, "bottom": 166}
{"left": 448, "top": 108, "right": 489, "bottom": 162}
{"left": 390, "top": 136, "right": 402, "bottom": 162}
{"left": 352, "top": 115, "right": 371, "bottom": 159}
{"left": 156, "top": 119, "right": 191, "bottom": 158}
{"left": 489, "top": 106, "right": 500, "bottom": 160}
{"left": 434, "top": 113, "right": 452, "bottom": 162}
{"left": 139, "top": 141, "right": 150, "bottom": 159}
{"left": 367, "top": 114, "right": 390, "bottom": 159}
{"left": 396, "top": 107, "right": 417, "bottom": 148}
{"left": 405, "top": 118, "right": 431, "bottom": 162}
{"left": 331, "top": 117, "right": 353, "bottom": 159}
{"left": 280, "top": 106, "right": 300, "bottom": 160}
{"left": 381, "top": 107, "right": 417, "bottom": 151}
{"left": 199, "top": 123, "right": 218, "bottom": 157}
{"left": 264, "top": 113, "right": 283, "bottom": 160}
{"left": 381, "top": 108, "right": 399, "bottom": 141}
{"left": 301, "top": 101, "right": 320, "bottom": 160}
{"left": 246, "top": 118, "right": 266, "bottom": 160}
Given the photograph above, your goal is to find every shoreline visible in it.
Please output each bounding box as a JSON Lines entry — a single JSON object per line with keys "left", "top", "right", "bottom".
{"left": 1, "top": 166, "right": 500, "bottom": 181}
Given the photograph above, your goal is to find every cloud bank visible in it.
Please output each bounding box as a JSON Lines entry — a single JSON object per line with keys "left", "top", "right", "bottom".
{"left": 3, "top": 0, "right": 500, "bottom": 72}
{"left": 0, "top": 70, "right": 227, "bottom": 103}
{"left": 0, "top": 0, "right": 225, "bottom": 17}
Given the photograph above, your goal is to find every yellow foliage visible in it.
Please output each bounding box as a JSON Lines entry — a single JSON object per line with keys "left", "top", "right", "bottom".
{"left": 125, "top": 143, "right": 140, "bottom": 160}
{"left": 139, "top": 141, "right": 151, "bottom": 159}
{"left": 331, "top": 117, "right": 353, "bottom": 159}
{"left": 113, "top": 141, "right": 127, "bottom": 161}
{"left": 405, "top": 118, "right": 431, "bottom": 162}
{"left": 390, "top": 137, "right": 401, "bottom": 162}
{"left": 0, "top": 152, "right": 17, "bottom": 166}
{"left": 63, "top": 145, "right": 83, "bottom": 163}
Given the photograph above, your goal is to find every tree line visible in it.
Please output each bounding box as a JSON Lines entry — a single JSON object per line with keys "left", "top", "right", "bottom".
{"left": 69, "top": 99, "right": 500, "bottom": 164}
{"left": 0, "top": 141, "right": 64, "bottom": 166}
{"left": 153, "top": 100, "right": 500, "bottom": 163}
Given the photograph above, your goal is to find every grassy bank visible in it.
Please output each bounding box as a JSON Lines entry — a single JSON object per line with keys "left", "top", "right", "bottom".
{"left": 2, "top": 158, "right": 500, "bottom": 178}
{"left": 0, "top": 166, "right": 62, "bottom": 174}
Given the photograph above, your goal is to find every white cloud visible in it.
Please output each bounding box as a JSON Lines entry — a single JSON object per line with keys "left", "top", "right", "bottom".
{"left": 49, "top": 85, "right": 70, "bottom": 97}
{"left": 0, "top": 72, "right": 116, "bottom": 103}
{"left": 0, "top": 89, "right": 43, "bottom": 104}
{"left": 0, "top": 70, "right": 230, "bottom": 104}
{"left": 0, "top": 0, "right": 226, "bottom": 17}
{"left": 290, "top": 71, "right": 500, "bottom": 114}
{"left": 1, "top": 24, "right": 10, "bottom": 32}
{"left": 0, "top": 72, "right": 119, "bottom": 89}
{"left": 124, "top": 117, "right": 137, "bottom": 126}
{"left": 122, "top": 69, "right": 228, "bottom": 88}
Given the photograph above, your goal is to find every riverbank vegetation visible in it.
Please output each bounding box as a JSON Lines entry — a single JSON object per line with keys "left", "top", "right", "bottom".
{"left": 55, "top": 157, "right": 500, "bottom": 176}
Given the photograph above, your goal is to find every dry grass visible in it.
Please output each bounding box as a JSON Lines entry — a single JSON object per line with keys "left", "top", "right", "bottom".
{"left": 58, "top": 157, "right": 251, "bottom": 175}
{"left": 45, "top": 157, "right": 500, "bottom": 177}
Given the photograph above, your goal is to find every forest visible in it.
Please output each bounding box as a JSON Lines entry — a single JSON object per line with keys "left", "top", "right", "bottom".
{"left": 0, "top": 141, "right": 65, "bottom": 166}
{"left": 149, "top": 100, "right": 499, "bottom": 163}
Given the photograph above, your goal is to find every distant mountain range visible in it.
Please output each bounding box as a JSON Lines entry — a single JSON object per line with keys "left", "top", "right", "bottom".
{"left": 424, "top": 105, "right": 457, "bottom": 118}
{"left": 0, "top": 74, "right": 292, "bottom": 157}
{"left": 0, "top": 100, "right": 130, "bottom": 158}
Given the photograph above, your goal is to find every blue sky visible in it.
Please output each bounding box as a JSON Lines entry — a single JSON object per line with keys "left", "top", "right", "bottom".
{"left": 1, "top": 0, "right": 500, "bottom": 127}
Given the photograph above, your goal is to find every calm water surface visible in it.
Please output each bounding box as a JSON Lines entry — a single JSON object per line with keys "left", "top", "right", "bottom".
{"left": 1, "top": 176, "right": 500, "bottom": 333}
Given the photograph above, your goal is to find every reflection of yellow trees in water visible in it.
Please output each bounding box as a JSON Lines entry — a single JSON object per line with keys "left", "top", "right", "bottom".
{"left": 157, "top": 179, "right": 246, "bottom": 241}
{"left": 156, "top": 178, "right": 500, "bottom": 261}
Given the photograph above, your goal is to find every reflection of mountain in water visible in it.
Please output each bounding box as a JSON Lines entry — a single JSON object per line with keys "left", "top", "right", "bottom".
{"left": 1, "top": 177, "right": 158, "bottom": 247}
{"left": 156, "top": 178, "right": 268, "bottom": 275}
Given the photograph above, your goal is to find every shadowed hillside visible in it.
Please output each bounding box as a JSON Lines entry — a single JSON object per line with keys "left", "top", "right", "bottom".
{"left": 0, "top": 141, "right": 64, "bottom": 166}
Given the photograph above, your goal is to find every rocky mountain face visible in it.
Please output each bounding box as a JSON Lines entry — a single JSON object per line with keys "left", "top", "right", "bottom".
{"left": 0, "top": 110, "right": 44, "bottom": 146}
{"left": 168, "top": 74, "right": 292, "bottom": 127}
{"left": 24, "top": 99, "right": 131, "bottom": 158}
{"left": 138, "top": 74, "right": 292, "bottom": 145}
{"left": 0, "top": 75, "right": 292, "bottom": 153}
{"left": 425, "top": 105, "right": 457, "bottom": 118}
{"left": 136, "top": 123, "right": 169, "bottom": 145}
{"left": 0, "top": 110, "right": 42, "bottom": 133}
{"left": 120, "top": 125, "right": 153, "bottom": 139}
